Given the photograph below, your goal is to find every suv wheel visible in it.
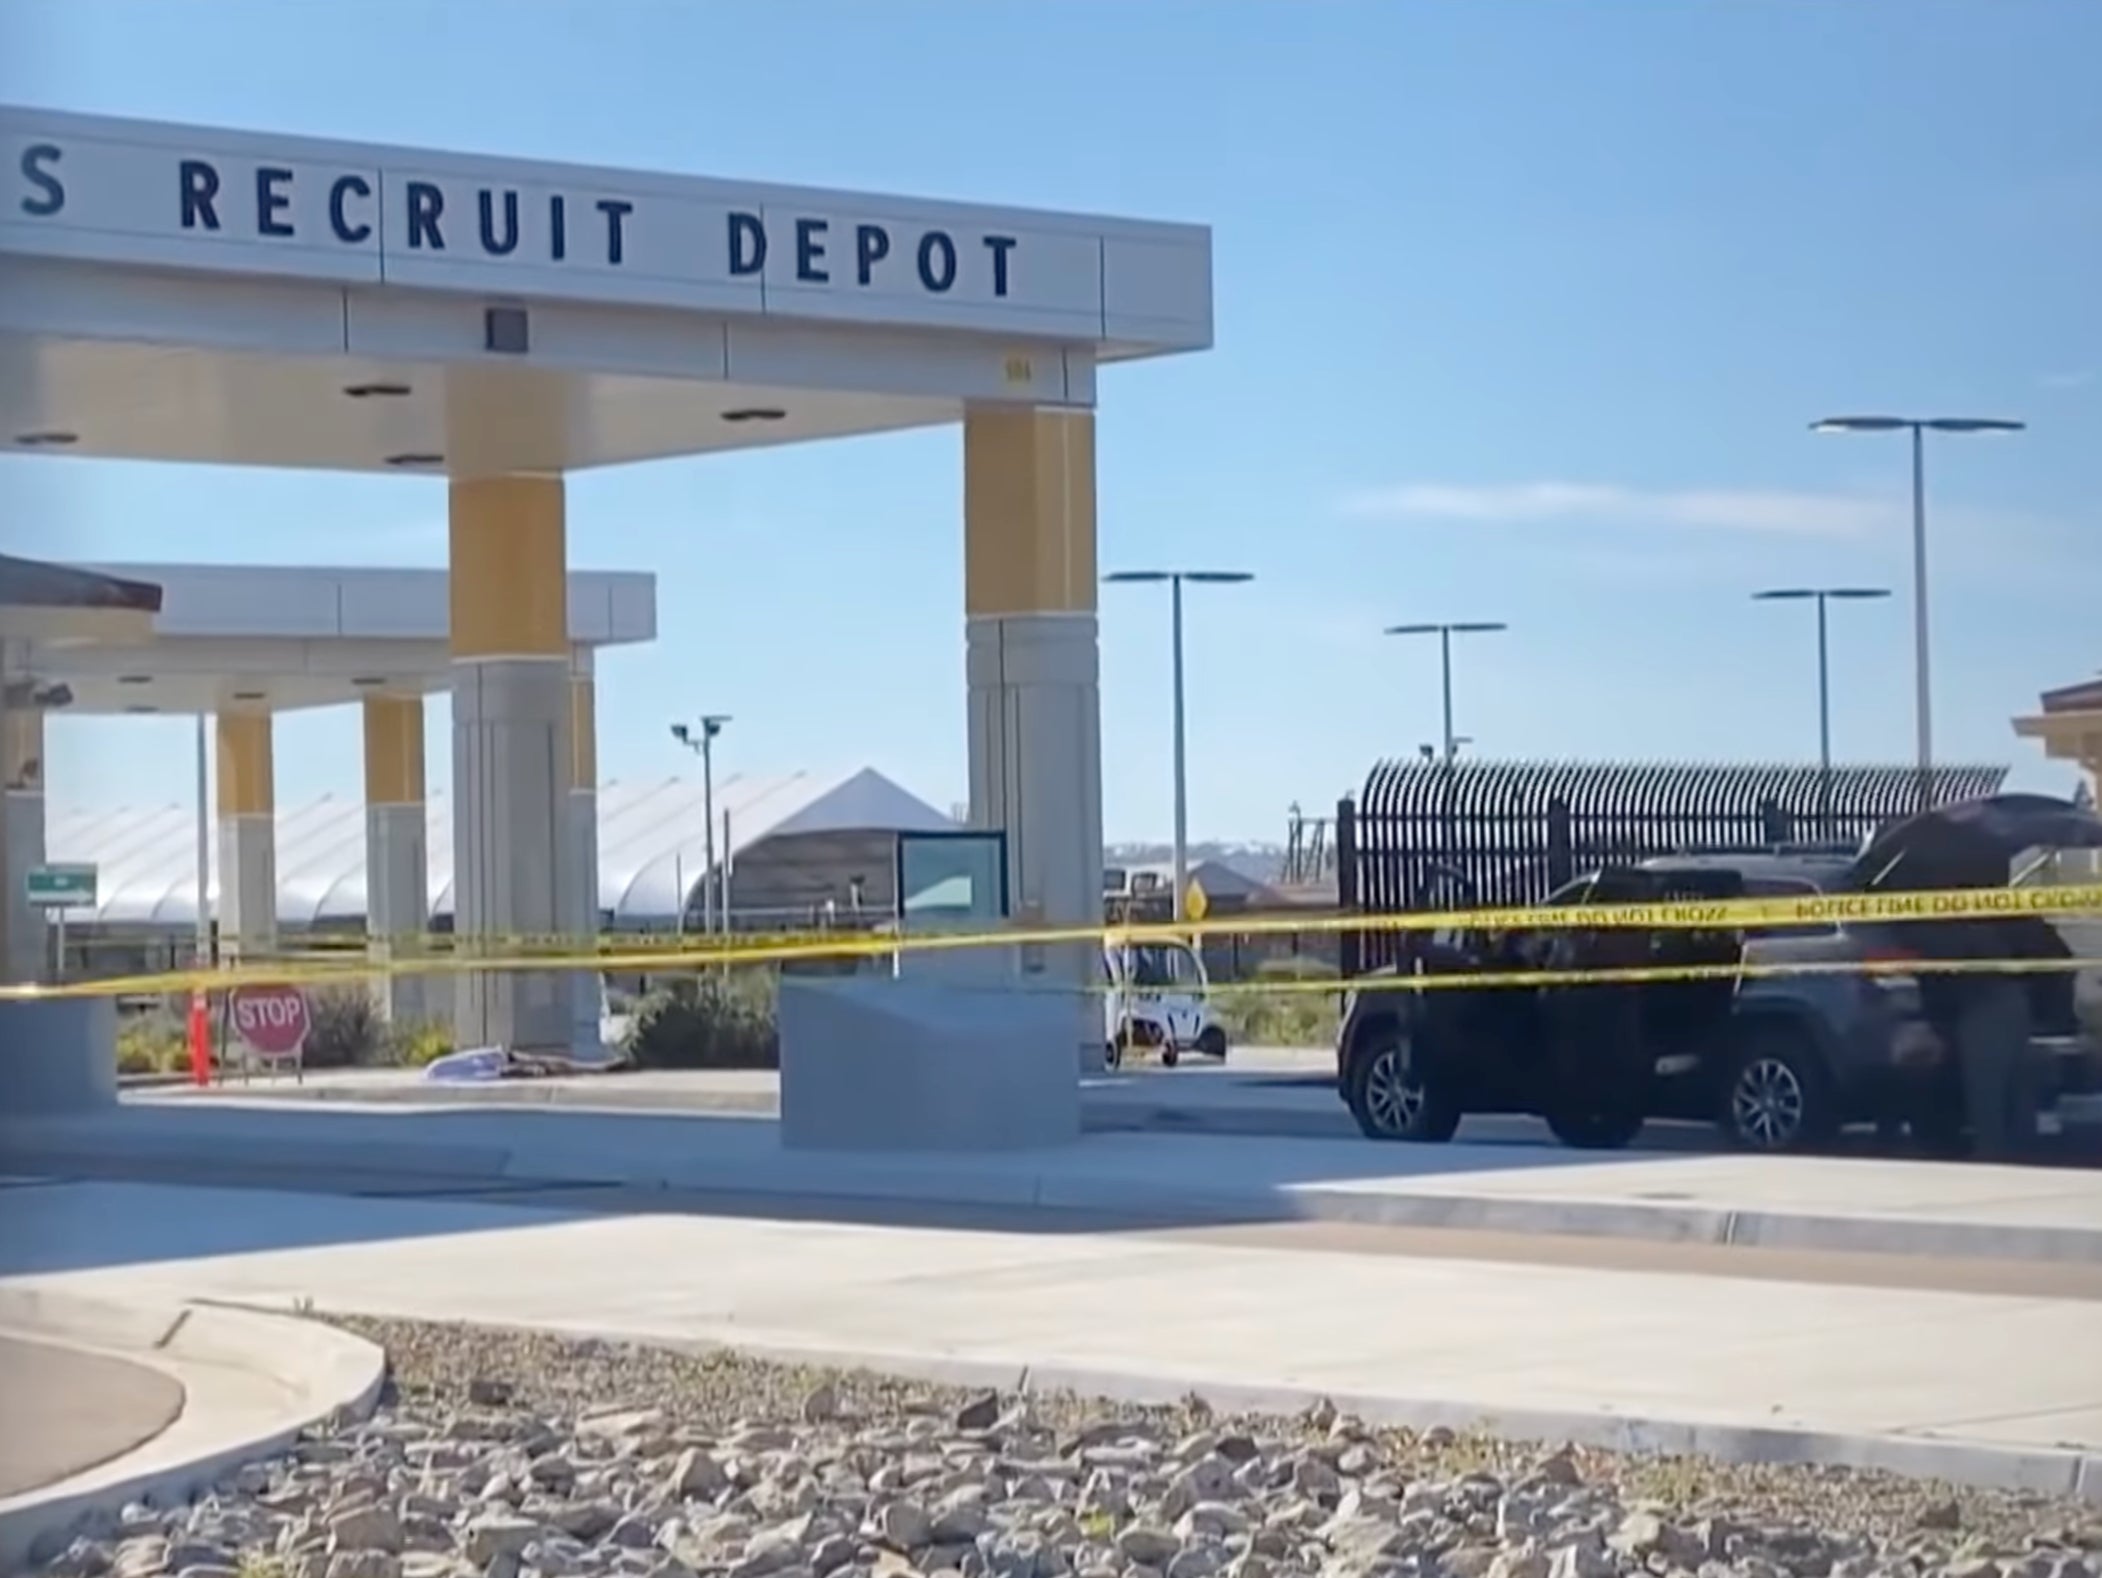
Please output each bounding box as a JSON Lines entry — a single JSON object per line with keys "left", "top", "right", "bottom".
{"left": 1347, "top": 1029, "right": 1460, "bottom": 1142}
{"left": 1721, "top": 1027, "right": 1836, "bottom": 1152}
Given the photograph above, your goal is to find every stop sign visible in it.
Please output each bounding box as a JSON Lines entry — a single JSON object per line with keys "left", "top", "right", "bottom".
{"left": 229, "top": 984, "right": 311, "bottom": 1059}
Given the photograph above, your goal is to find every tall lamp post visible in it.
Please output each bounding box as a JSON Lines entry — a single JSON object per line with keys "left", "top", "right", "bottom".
{"left": 1383, "top": 622, "right": 1506, "bottom": 766}
{"left": 1809, "top": 414, "right": 2025, "bottom": 808}
{"left": 1386, "top": 621, "right": 1505, "bottom": 870}
{"left": 1751, "top": 586, "right": 1891, "bottom": 836}
{"left": 1104, "top": 569, "right": 1254, "bottom": 922}
{"left": 670, "top": 715, "right": 731, "bottom": 933}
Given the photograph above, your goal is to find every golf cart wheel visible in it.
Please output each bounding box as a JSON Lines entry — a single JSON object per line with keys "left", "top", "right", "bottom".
{"left": 1720, "top": 1026, "right": 1836, "bottom": 1153}
{"left": 1346, "top": 1028, "right": 1460, "bottom": 1142}
{"left": 1545, "top": 1105, "right": 1645, "bottom": 1150}
{"left": 1196, "top": 1025, "right": 1228, "bottom": 1061}
{"left": 1102, "top": 1039, "right": 1123, "bottom": 1071}
{"left": 1161, "top": 1044, "right": 1180, "bottom": 1069}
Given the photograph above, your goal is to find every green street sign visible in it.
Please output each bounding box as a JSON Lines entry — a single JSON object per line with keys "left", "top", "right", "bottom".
{"left": 25, "top": 864, "right": 96, "bottom": 909}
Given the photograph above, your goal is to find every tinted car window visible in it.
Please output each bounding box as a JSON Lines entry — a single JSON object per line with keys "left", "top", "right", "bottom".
{"left": 1743, "top": 875, "right": 1836, "bottom": 938}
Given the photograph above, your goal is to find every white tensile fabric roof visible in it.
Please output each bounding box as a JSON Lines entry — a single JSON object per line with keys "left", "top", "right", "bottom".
{"left": 46, "top": 769, "right": 955, "bottom": 930}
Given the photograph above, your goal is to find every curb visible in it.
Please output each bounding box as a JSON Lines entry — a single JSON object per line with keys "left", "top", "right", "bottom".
{"left": 593, "top": 1326, "right": 2099, "bottom": 1504}
{"left": 7, "top": 1120, "right": 2099, "bottom": 1266}
{"left": 0, "top": 1290, "right": 387, "bottom": 1571}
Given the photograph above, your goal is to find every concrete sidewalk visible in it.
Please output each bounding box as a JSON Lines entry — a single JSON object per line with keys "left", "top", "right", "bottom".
{"left": 4, "top": 1176, "right": 2098, "bottom": 1500}
{"left": 133, "top": 1051, "right": 1368, "bottom": 1142}
{"left": 6, "top": 1096, "right": 2100, "bottom": 1262}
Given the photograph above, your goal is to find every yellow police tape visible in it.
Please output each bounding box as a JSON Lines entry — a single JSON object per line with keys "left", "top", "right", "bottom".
{"left": 8, "top": 881, "right": 2100, "bottom": 1005}
{"left": 80, "top": 879, "right": 2102, "bottom": 962}
{"left": 12, "top": 948, "right": 2102, "bottom": 1009}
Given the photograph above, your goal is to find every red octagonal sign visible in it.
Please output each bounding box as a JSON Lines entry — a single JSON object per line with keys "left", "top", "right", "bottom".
{"left": 229, "top": 984, "right": 311, "bottom": 1059}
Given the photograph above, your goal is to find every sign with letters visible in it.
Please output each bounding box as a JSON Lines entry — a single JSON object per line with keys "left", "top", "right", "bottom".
{"left": 0, "top": 107, "right": 1202, "bottom": 344}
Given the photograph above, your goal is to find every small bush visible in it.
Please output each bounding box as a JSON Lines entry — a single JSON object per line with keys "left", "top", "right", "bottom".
{"left": 628, "top": 970, "right": 779, "bottom": 1070}
{"left": 301, "top": 985, "right": 388, "bottom": 1068}
{"left": 1210, "top": 956, "right": 1343, "bottom": 1048}
{"left": 116, "top": 1009, "right": 189, "bottom": 1077}
{"left": 385, "top": 1018, "right": 456, "bottom": 1067}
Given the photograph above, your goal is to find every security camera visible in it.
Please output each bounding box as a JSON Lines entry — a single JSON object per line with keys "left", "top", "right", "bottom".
{"left": 670, "top": 722, "right": 691, "bottom": 745}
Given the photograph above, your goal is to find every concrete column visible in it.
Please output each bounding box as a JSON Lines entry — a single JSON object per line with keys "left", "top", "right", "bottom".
{"left": 569, "top": 654, "right": 603, "bottom": 1058}
{"left": 363, "top": 694, "right": 429, "bottom": 1024}
{"left": 962, "top": 406, "right": 1103, "bottom": 1057}
{"left": 449, "top": 474, "right": 575, "bottom": 1056}
{"left": 215, "top": 711, "right": 277, "bottom": 958}
{"left": 3, "top": 703, "right": 46, "bottom": 983}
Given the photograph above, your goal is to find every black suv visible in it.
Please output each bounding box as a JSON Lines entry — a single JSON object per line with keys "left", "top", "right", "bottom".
{"left": 1335, "top": 837, "right": 2099, "bottom": 1153}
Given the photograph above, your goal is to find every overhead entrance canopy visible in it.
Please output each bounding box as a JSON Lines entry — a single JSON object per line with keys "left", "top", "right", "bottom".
{"left": 1, "top": 106, "right": 1209, "bottom": 473}
{"left": 1, "top": 553, "right": 165, "bottom": 980}
{"left": 28, "top": 562, "right": 653, "bottom": 714}
{"left": 0, "top": 103, "right": 1215, "bottom": 1062}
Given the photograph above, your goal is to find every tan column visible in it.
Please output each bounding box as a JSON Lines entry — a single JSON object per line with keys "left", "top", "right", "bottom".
{"left": 569, "top": 659, "right": 603, "bottom": 1057}
{"left": 215, "top": 711, "right": 276, "bottom": 957}
{"left": 449, "top": 474, "right": 575, "bottom": 1055}
{"left": 962, "top": 406, "right": 1103, "bottom": 1047}
{"left": 363, "top": 694, "right": 429, "bottom": 1023}
{"left": 3, "top": 704, "right": 47, "bottom": 982}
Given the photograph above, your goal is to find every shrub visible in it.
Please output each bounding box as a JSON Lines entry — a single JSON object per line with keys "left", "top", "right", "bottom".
{"left": 301, "top": 985, "right": 388, "bottom": 1068}
{"left": 628, "top": 969, "right": 779, "bottom": 1070}
{"left": 116, "top": 1009, "right": 190, "bottom": 1077}
{"left": 385, "top": 1018, "right": 456, "bottom": 1067}
{"left": 1210, "top": 955, "right": 1342, "bottom": 1049}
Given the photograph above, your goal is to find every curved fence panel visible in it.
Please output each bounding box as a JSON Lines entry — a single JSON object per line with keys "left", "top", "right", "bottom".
{"left": 1336, "top": 759, "right": 2010, "bottom": 975}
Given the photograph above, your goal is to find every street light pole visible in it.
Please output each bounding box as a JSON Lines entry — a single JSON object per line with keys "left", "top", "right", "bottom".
{"left": 1752, "top": 587, "right": 1890, "bottom": 836}
{"left": 1384, "top": 621, "right": 1506, "bottom": 869}
{"left": 1810, "top": 414, "right": 2025, "bottom": 809}
{"left": 1104, "top": 569, "right": 1254, "bottom": 923}
{"left": 670, "top": 715, "right": 732, "bottom": 934}
{"left": 1384, "top": 622, "right": 1506, "bottom": 766}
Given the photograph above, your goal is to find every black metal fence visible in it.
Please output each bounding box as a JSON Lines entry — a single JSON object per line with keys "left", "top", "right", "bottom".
{"left": 1337, "top": 759, "right": 2009, "bottom": 975}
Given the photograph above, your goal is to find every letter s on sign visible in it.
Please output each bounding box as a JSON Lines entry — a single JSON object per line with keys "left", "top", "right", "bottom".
{"left": 19, "top": 143, "right": 63, "bottom": 217}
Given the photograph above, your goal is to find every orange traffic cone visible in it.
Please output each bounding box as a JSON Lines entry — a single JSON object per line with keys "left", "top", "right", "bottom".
{"left": 187, "top": 991, "right": 212, "bottom": 1086}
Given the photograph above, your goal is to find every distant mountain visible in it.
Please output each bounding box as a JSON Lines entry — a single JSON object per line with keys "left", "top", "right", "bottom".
{"left": 1104, "top": 841, "right": 1287, "bottom": 886}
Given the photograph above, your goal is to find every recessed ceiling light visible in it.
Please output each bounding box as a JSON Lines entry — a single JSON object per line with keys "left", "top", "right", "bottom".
{"left": 351, "top": 676, "right": 388, "bottom": 688}
{"left": 383, "top": 452, "right": 445, "bottom": 469}
{"left": 344, "top": 381, "right": 413, "bottom": 399}
{"left": 122, "top": 704, "right": 158, "bottom": 715}
{"left": 117, "top": 674, "right": 153, "bottom": 686}
{"left": 721, "top": 407, "right": 787, "bottom": 424}
{"left": 232, "top": 690, "right": 267, "bottom": 702}
{"left": 14, "top": 430, "right": 78, "bottom": 447}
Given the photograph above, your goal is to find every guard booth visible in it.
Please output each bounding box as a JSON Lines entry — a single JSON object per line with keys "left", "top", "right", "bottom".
{"left": 1334, "top": 757, "right": 2011, "bottom": 978}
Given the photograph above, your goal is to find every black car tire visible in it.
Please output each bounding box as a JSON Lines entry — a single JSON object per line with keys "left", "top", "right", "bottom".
{"left": 1544, "top": 1105, "right": 1645, "bottom": 1150}
{"left": 1102, "top": 1038, "right": 1122, "bottom": 1072}
{"left": 1346, "top": 1028, "right": 1460, "bottom": 1142}
{"left": 1161, "top": 1044, "right": 1180, "bottom": 1069}
{"left": 1197, "top": 1025, "right": 1228, "bottom": 1061}
{"left": 1719, "top": 1025, "right": 1837, "bottom": 1153}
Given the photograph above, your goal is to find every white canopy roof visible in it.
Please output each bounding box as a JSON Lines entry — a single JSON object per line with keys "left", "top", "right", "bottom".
{"left": 45, "top": 767, "right": 955, "bottom": 930}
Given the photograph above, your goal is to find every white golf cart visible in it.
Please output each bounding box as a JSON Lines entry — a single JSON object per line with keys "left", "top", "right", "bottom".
{"left": 1102, "top": 938, "right": 1229, "bottom": 1069}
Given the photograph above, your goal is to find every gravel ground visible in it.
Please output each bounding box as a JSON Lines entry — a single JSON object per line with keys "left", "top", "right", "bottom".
{"left": 25, "top": 1316, "right": 2099, "bottom": 1578}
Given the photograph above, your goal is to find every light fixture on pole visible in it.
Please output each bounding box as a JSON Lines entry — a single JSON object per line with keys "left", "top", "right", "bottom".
{"left": 1809, "top": 414, "right": 2025, "bottom": 808}
{"left": 670, "top": 715, "right": 732, "bottom": 934}
{"left": 1751, "top": 586, "right": 1891, "bottom": 835}
{"left": 1383, "top": 622, "right": 1506, "bottom": 765}
{"left": 1104, "top": 569, "right": 1255, "bottom": 923}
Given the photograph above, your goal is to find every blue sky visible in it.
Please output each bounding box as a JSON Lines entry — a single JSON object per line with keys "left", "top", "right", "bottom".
{"left": 4, "top": 0, "right": 2097, "bottom": 843}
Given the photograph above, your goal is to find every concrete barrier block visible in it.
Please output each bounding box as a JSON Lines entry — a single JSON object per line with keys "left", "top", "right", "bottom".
{"left": 778, "top": 977, "right": 1082, "bottom": 1151}
{"left": 0, "top": 998, "right": 117, "bottom": 1116}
